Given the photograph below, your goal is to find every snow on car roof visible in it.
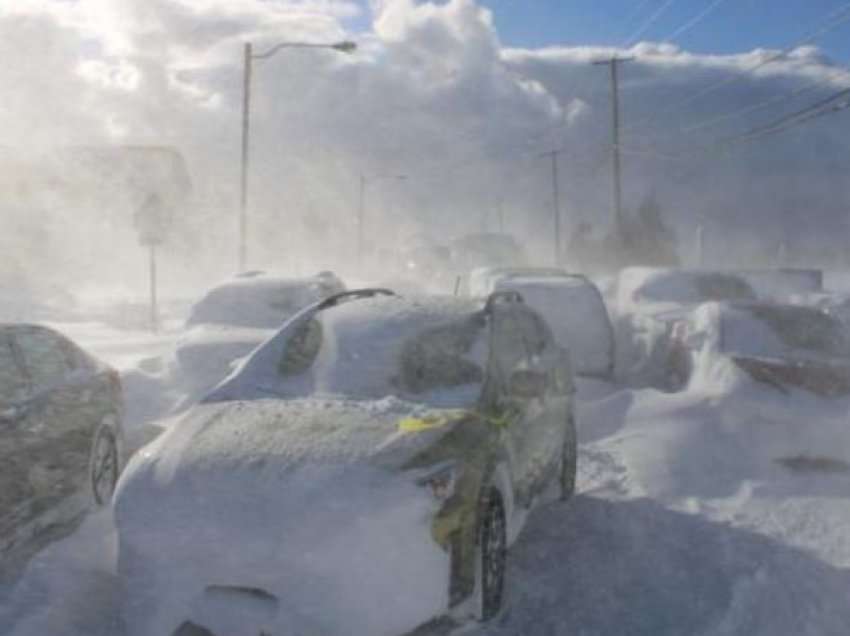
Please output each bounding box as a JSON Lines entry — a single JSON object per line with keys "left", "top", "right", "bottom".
{"left": 618, "top": 267, "right": 756, "bottom": 310}
{"left": 716, "top": 301, "right": 850, "bottom": 359}
{"left": 206, "top": 294, "right": 488, "bottom": 405}
{"left": 186, "top": 272, "right": 343, "bottom": 329}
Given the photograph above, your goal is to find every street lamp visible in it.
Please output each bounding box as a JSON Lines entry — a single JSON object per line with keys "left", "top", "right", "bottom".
{"left": 238, "top": 39, "right": 356, "bottom": 272}
{"left": 357, "top": 173, "right": 407, "bottom": 264}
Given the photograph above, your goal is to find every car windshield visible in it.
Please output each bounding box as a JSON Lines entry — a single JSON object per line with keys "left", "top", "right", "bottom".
{"left": 636, "top": 271, "right": 757, "bottom": 304}
{"left": 228, "top": 297, "right": 488, "bottom": 406}
{"left": 722, "top": 304, "right": 850, "bottom": 359}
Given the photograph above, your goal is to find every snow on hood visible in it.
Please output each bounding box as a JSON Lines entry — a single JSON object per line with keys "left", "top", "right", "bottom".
{"left": 122, "top": 397, "right": 462, "bottom": 483}
{"left": 115, "top": 396, "right": 469, "bottom": 544}
{"left": 115, "top": 397, "right": 459, "bottom": 635}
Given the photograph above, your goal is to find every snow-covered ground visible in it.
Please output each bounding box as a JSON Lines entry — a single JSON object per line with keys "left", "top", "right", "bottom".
{"left": 3, "top": 324, "right": 850, "bottom": 635}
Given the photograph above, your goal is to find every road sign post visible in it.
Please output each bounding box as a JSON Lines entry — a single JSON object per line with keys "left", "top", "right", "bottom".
{"left": 134, "top": 194, "right": 170, "bottom": 333}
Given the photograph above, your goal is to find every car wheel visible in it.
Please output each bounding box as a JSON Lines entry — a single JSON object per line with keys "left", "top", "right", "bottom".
{"left": 475, "top": 487, "right": 507, "bottom": 622}
{"left": 560, "top": 415, "right": 577, "bottom": 501}
{"left": 90, "top": 424, "right": 119, "bottom": 505}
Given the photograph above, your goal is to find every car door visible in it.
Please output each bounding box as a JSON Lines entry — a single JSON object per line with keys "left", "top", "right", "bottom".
{"left": 0, "top": 329, "right": 37, "bottom": 545}
{"left": 10, "top": 326, "right": 93, "bottom": 510}
{"left": 489, "top": 304, "right": 566, "bottom": 507}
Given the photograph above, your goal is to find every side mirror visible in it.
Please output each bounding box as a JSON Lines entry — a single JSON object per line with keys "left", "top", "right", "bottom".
{"left": 509, "top": 369, "right": 546, "bottom": 399}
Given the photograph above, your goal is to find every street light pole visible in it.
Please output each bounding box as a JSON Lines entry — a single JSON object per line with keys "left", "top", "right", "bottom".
{"left": 239, "top": 42, "right": 252, "bottom": 272}
{"left": 237, "top": 39, "right": 356, "bottom": 273}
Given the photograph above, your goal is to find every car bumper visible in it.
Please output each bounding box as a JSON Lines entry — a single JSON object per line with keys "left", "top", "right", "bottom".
{"left": 120, "top": 477, "right": 451, "bottom": 636}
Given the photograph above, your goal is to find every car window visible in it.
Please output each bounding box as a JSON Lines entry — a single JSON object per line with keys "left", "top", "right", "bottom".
{"left": 13, "top": 328, "right": 73, "bottom": 389}
{"left": 492, "top": 307, "right": 547, "bottom": 379}
{"left": 746, "top": 305, "right": 850, "bottom": 357}
{"left": 693, "top": 274, "right": 756, "bottom": 302}
{"left": 398, "top": 317, "right": 484, "bottom": 393}
{"left": 279, "top": 319, "right": 323, "bottom": 377}
{"left": 0, "top": 334, "right": 27, "bottom": 403}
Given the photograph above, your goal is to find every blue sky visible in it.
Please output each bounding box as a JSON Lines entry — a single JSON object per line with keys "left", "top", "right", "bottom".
{"left": 370, "top": 1, "right": 850, "bottom": 63}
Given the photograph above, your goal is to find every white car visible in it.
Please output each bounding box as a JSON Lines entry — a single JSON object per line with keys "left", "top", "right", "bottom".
{"left": 174, "top": 271, "right": 344, "bottom": 396}
{"left": 614, "top": 267, "right": 758, "bottom": 387}
{"left": 469, "top": 267, "right": 614, "bottom": 379}
{"left": 665, "top": 300, "right": 850, "bottom": 396}
{"left": 115, "top": 289, "right": 577, "bottom": 636}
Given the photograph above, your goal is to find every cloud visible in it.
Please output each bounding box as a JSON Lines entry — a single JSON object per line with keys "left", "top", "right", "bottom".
{"left": 2, "top": 0, "right": 850, "bottom": 296}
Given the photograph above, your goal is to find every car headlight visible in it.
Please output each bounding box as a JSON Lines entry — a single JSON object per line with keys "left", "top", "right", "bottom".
{"left": 414, "top": 461, "right": 462, "bottom": 502}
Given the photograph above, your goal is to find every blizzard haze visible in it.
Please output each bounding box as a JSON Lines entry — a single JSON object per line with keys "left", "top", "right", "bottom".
{"left": 2, "top": 0, "right": 850, "bottom": 300}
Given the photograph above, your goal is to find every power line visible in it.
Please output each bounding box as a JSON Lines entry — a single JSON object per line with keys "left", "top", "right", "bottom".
{"left": 722, "top": 85, "right": 850, "bottom": 145}
{"left": 624, "top": 1, "right": 850, "bottom": 133}
{"left": 680, "top": 80, "right": 824, "bottom": 133}
{"left": 624, "top": 0, "right": 679, "bottom": 47}
{"left": 618, "top": 84, "right": 850, "bottom": 164}
{"left": 662, "top": 0, "right": 731, "bottom": 43}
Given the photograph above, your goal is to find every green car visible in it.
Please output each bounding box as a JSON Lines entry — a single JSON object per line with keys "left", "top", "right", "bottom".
{"left": 116, "top": 289, "right": 577, "bottom": 636}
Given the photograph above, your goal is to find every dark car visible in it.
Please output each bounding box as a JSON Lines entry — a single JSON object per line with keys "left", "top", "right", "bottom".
{"left": 0, "top": 324, "right": 124, "bottom": 579}
{"left": 115, "top": 289, "right": 577, "bottom": 636}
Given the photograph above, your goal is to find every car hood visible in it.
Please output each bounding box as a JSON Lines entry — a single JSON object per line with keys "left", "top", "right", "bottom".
{"left": 127, "top": 397, "right": 466, "bottom": 475}
{"left": 115, "top": 398, "right": 470, "bottom": 535}
{"left": 115, "top": 398, "right": 462, "bottom": 636}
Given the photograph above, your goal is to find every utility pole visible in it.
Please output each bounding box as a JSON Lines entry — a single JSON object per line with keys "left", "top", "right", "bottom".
{"left": 239, "top": 42, "right": 252, "bottom": 273}
{"left": 594, "top": 56, "right": 633, "bottom": 248}
{"left": 357, "top": 173, "right": 366, "bottom": 265}
{"left": 539, "top": 149, "right": 564, "bottom": 265}
{"left": 149, "top": 245, "right": 158, "bottom": 333}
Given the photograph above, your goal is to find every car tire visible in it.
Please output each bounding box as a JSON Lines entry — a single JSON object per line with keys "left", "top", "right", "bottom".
{"left": 474, "top": 486, "right": 507, "bottom": 622}
{"left": 90, "top": 423, "right": 120, "bottom": 505}
{"left": 560, "top": 415, "right": 577, "bottom": 501}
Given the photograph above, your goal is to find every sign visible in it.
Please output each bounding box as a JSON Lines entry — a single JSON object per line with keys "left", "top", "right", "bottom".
{"left": 134, "top": 193, "right": 170, "bottom": 246}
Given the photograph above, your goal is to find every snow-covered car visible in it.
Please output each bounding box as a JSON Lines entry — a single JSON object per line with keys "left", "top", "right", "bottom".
{"left": 615, "top": 267, "right": 758, "bottom": 386}
{"left": 174, "top": 270, "right": 345, "bottom": 395}
{"left": 0, "top": 324, "right": 124, "bottom": 575}
{"left": 665, "top": 301, "right": 850, "bottom": 396}
{"left": 469, "top": 267, "right": 614, "bottom": 379}
{"left": 449, "top": 233, "right": 527, "bottom": 291}
{"left": 115, "top": 289, "right": 577, "bottom": 636}
{"left": 734, "top": 268, "right": 823, "bottom": 301}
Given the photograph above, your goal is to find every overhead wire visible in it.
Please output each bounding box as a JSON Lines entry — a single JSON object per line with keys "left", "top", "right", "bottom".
{"left": 661, "top": 0, "right": 731, "bottom": 43}
{"left": 624, "top": 0, "right": 679, "bottom": 47}
{"left": 623, "top": 1, "right": 850, "bottom": 134}
{"left": 721, "top": 85, "right": 850, "bottom": 145}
